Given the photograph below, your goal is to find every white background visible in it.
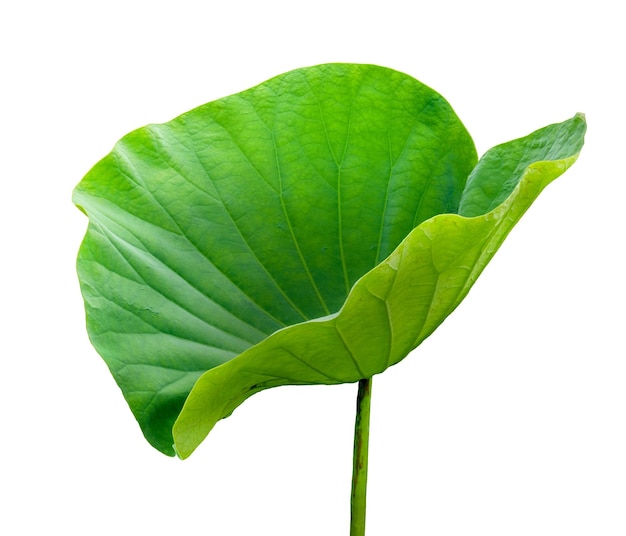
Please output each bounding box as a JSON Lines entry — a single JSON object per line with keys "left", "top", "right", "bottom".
{"left": 2, "top": 1, "right": 624, "bottom": 534}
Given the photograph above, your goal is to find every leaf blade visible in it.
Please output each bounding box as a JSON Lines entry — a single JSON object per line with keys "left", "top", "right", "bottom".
{"left": 73, "top": 64, "right": 584, "bottom": 457}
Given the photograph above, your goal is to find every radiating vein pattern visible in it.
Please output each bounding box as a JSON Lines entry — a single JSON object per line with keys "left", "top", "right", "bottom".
{"left": 74, "top": 63, "right": 585, "bottom": 456}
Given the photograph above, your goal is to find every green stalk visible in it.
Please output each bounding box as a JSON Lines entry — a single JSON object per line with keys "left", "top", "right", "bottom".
{"left": 350, "top": 377, "right": 372, "bottom": 536}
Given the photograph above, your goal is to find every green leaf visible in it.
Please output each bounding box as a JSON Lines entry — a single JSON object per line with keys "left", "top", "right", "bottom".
{"left": 73, "top": 64, "right": 585, "bottom": 457}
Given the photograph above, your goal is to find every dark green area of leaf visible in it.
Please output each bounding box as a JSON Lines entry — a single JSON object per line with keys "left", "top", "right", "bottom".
{"left": 73, "top": 64, "right": 585, "bottom": 457}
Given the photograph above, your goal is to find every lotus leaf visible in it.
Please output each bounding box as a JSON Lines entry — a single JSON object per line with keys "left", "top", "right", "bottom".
{"left": 73, "top": 64, "right": 586, "bottom": 458}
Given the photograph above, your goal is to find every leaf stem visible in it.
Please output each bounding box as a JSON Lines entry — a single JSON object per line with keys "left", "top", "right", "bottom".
{"left": 350, "top": 377, "right": 372, "bottom": 536}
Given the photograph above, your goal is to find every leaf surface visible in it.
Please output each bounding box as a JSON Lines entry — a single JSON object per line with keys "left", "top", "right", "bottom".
{"left": 73, "top": 64, "right": 585, "bottom": 457}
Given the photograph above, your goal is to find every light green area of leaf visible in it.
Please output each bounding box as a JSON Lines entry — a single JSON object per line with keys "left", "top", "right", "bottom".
{"left": 73, "top": 64, "right": 585, "bottom": 457}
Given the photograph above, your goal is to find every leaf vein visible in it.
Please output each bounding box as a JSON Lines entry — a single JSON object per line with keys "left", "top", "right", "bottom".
{"left": 334, "top": 324, "right": 366, "bottom": 378}
{"left": 91, "top": 213, "right": 268, "bottom": 344}
{"left": 151, "top": 124, "right": 310, "bottom": 323}
{"left": 113, "top": 145, "right": 289, "bottom": 329}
